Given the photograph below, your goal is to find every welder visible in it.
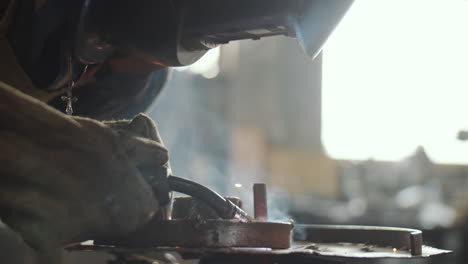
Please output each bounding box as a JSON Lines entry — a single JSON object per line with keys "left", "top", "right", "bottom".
{"left": 0, "top": 0, "right": 353, "bottom": 263}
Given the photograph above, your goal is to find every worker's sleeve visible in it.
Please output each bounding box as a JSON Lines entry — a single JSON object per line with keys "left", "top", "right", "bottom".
{"left": 0, "top": 220, "right": 37, "bottom": 264}
{"left": 0, "top": 81, "right": 169, "bottom": 262}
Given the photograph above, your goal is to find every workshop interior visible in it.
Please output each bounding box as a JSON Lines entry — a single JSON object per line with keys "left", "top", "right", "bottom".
{"left": 3, "top": 0, "right": 468, "bottom": 263}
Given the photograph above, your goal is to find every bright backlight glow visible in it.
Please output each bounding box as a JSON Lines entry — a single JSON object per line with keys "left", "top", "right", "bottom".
{"left": 175, "top": 47, "right": 220, "bottom": 79}
{"left": 322, "top": 0, "right": 468, "bottom": 164}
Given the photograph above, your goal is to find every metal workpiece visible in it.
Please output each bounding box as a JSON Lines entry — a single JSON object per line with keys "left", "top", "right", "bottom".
{"left": 97, "top": 219, "right": 294, "bottom": 249}
{"left": 80, "top": 224, "right": 449, "bottom": 263}
{"left": 172, "top": 196, "right": 243, "bottom": 220}
{"left": 253, "top": 183, "right": 268, "bottom": 221}
{"left": 94, "top": 223, "right": 451, "bottom": 259}
{"left": 76, "top": 237, "right": 449, "bottom": 264}
{"left": 84, "top": 180, "right": 449, "bottom": 263}
{"left": 293, "top": 225, "right": 449, "bottom": 258}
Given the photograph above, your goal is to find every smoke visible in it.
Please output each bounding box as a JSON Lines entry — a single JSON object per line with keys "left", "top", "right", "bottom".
{"left": 148, "top": 71, "right": 293, "bottom": 222}
{"left": 149, "top": 72, "right": 230, "bottom": 194}
{"left": 267, "top": 186, "right": 292, "bottom": 222}
{"left": 145, "top": 39, "right": 317, "bottom": 222}
{"left": 223, "top": 173, "right": 293, "bottom": 222}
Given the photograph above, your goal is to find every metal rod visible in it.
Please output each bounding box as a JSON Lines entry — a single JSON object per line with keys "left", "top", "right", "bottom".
{"left": 253, "top": 183, "right": 268, "bottom": 221}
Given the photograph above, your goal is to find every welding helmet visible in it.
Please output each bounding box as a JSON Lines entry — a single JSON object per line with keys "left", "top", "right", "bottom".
{"left": 76, "top": 0, "right": 354, "bottom": 65}
{"left": 8, "top": 0, "right": 353, "bottom": 119}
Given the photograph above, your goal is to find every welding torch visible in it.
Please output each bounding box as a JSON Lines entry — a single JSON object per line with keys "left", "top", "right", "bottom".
{"left": 167, "top": 175, "right": 253, "bottom": 222}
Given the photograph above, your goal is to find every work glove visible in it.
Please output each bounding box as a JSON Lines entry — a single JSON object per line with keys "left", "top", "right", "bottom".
{"left": 0, "top": 82, "right": 170, "bottom": 261}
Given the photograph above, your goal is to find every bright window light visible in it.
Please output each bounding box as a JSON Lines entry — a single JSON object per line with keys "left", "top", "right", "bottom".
{"left": 322, "top": 0, "right": 468, "bottom": 164}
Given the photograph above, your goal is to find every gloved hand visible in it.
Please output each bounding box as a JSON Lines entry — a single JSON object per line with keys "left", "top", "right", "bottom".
{"left": 0, "top": 82, "right": 170, "bottom": 259}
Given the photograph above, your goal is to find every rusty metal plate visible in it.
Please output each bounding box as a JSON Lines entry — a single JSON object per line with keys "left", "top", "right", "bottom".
{"left": 97, "top": 219, "right": 293, "bottom": 249}
{"left": 82, "top": 224, "right": 449, "bottom": 263}
{"left": 289, "top": 242, "right": 450, "bottom": 259}
{"left": 71, "top": 243, "right": 449, "bottom": 264}
{"left": 293, "top": 224, "right": 450, "bottom": 258}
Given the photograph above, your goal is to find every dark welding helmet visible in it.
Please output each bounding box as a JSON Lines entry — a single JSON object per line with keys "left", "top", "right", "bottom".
{"left": 67, "top": 0, "right": 353, "bottom": 119}
{"left": 12, "top": 0, "right": 353, "bottom": 119}
{"left": 76, "top": 0, "right": 354, "bottom": 65}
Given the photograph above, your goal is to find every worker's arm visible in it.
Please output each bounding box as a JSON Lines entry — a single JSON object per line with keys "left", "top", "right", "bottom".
{"left": 0, "top": 82, "right": 170, "bottom": 262}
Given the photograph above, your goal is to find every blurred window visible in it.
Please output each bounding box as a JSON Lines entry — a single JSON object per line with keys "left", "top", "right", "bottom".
{"left": 322, "top": 0, "right": 468, "bottom": 164}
